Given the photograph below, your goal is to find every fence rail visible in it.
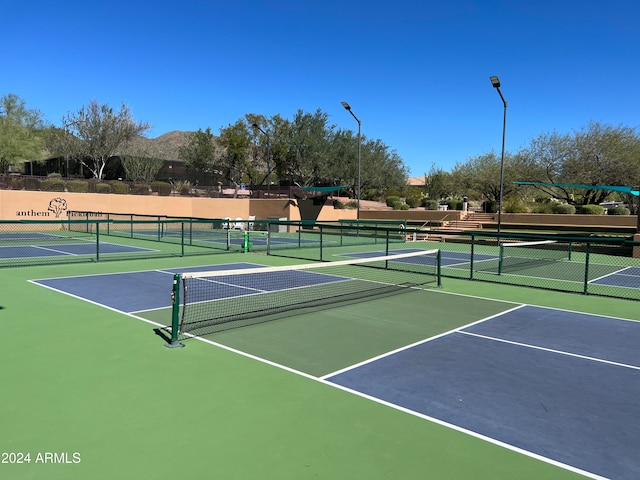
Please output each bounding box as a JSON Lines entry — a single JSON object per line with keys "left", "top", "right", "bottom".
{"left": 2, "top": 218, "right": 640, "bottom": 302}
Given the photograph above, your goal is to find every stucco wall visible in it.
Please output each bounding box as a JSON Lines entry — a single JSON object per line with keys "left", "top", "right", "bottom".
{"left": 0, "top": 190, "right": 356, "bottom": 223}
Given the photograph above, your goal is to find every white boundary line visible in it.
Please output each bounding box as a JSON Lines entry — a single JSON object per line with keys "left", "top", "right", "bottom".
{"left": 459, "top": 330, "right": 640, "bottom": 371}
{"left": 27, "top": 267, "right": 628, "bottom": 480}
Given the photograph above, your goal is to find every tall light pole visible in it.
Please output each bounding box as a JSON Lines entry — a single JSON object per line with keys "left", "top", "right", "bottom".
{"left": 490, "top": 76, "right": 507, "bottom": 240}
{"left": 341, "top": 101, "right": 361, "bottom": 221}
{"left": 252, "top": 123, "right": 271, "bottom": 197}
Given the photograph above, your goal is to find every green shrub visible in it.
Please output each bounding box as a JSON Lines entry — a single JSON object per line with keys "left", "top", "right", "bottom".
{"left": 151, "top": 182, "right": 172, "bottom": 196}
{"left": 344, "top": 200, "right": 358, "bottom": 209}
{"left": 530, "top": 202, "right": 554, "bottom": 213}
{"left": 482, "top": 201, "right": 498, "bottom": 213}
{"left": 552, "top": 203, "right": 576, "bottom": 214}
{"left": 504, "top": 197, "right": 529, "bottom": 213}
{"left": 132, "top": 184, "right": 151, "bottom": 195}
{"left": 41, "top": 178, "right": 66, "bottom": 192}
{"left": 177, "top": 180, "right": 192, "bottom": 196}
{"left": 405, "top": 195, "right": 421, "bottom": 208}
{"left": 24, "top": 178, "right": 42, "bottom": 190}
{"left": 66, "top": 180, "right": 89, "bottom": 193}
{"left": 110, "top": 181, "right": 129, "bottom": 194}
{"left": 446, "top": 200, "right": 463, "bottom": 210}
{"left": 95, "top": 183, "right": 111, "bottom": 194}
{"left": 421, "top": 199, "right": 439, "bottom": 210}
{"left": 391, "top": 200, "right": 403, "bottom": 210}
{"left": 576, "top": 204, "right": 605, "bottom": 215}
{"left": 608, "top": 206, "right": 631, "bottom": 215}
{"left": 11, "top": 177, "right": 24, "bottom": 190}
{"left": 399, "top": 203, "right": 410, "bottom": 210}
{"left": 386, "top": 196, "right": 401, "bottom": 208}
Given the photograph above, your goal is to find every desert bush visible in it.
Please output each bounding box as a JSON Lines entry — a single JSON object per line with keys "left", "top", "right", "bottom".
{"left": 132, "top": 184, "right": 151, "bottom": 195}
{"left": 552, "top": 203, "right": 576, "bottom": 214}
{"left": 421, "top": 199, "right": 439, "bottom": 210}
{"left": 576, "top": 204, "right": 605, "bottom": 215}
{"left": 24, "top": 178, "right": 42, "bottom": 190}
{"left": 608, "top": 206, "right": 631, "bottom": 215}
{"left": 41, "top": 178, "right": 66, "bottom": 192}
{"left": 110, "top": 181, "right": 129, "bottom": 194}
{"left": 66, "top": 180, "right": 89, "bottom": 193}
{"left": 386, "top": 196, "right": 401, "bottom": 208}
{"left": 95, "top": 183, "right": 111, "bottom": 194}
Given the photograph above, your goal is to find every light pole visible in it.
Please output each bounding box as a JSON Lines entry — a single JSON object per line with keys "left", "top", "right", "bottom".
{"left": 341, "top": 101, "right": 361, "bottom": 221}
{"left": 490, "top": 76, "right": 507, "bottom": 240}
{"left": 252, "top": 123, "right": 271, "bottom": 197}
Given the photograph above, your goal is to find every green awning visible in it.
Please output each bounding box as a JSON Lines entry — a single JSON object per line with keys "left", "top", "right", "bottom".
{"left": 298, "top": 185, "right": 349, "bottom": 193}
{"left": 514, "top": 182, "right": 639, "bottom": 197}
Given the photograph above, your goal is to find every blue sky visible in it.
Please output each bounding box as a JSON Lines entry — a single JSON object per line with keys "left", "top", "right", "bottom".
{"left": 4, "top": 0, "right": 639, "bottom": 176}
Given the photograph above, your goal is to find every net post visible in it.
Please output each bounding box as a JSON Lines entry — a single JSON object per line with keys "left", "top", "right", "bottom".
{"left": 95, "top": 222, "right": 100, "bottom": 262}
{"left": 497, "top": 242, "right": 504, "bottom": 275}
{"left": 165, "top": 274, "right": 185, "bottom": 348}
{"left": 436, "top": 249, "right": 442, "bottom": 288}
{"left": 181, "top": 222, "right": 185, "bottom": 257}
{"left": 266, "top": 228, "right": 271, "bottom": 255}
{"left": 243, "top": 231, "right": 249, "bottom": 253}
{"left": 583, "top": 243, "right": 590, "bottom": 295}
{"left": 470, "top": 235, "right": 475, "bottom": 280}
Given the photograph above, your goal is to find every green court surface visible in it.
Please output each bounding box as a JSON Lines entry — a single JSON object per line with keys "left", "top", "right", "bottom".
{"left": 2, "top": 252, "right": 637, "bottom": 479}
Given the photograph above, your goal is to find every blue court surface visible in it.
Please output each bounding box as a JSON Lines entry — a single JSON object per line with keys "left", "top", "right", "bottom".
{"left": 0, "top": 242, "right": 154, "bottom": 259}
{"left": 589, "top": 266, "right": 640, "bottom": 289}
{"left": 30, "top": 262, "right": 640, "bottom": 479}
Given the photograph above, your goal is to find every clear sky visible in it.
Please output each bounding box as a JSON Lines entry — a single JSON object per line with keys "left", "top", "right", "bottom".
{"left": 4, "top": 0, "right": 639, "bottom": 176}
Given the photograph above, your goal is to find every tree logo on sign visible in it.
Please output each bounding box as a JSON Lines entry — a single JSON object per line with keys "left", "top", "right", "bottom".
{"left": 48, "top": 197, "right": 68, "bottom": 218}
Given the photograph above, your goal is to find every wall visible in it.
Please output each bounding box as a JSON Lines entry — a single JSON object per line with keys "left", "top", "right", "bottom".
{"left": 0, "top": 190, "right": 356, "bottom": 223}
{"left": 362, "top": 210, "right": 464, "bottom": 222}
{"left": 499, "top": 213, "right": 637, "bottom": 228}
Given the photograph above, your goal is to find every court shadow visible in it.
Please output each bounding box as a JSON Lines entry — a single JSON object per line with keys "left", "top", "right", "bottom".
{"left": 153, "top": 327, "right": 171, "bottom": 343}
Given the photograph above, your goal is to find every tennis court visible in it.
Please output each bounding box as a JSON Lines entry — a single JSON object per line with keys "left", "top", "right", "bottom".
{"left": 23, "top": 250, "right": 640, "bottom": 480}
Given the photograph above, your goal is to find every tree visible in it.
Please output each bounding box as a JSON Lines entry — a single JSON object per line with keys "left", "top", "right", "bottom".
{"left": 178, "top": 127, "right": 221, "bottom": 184}
{"left": 516, "top": 122, "right": 640, "bottom": 205}
{"left": 217, "top": 120, "right": 253, "bottom": 193}
{"left": 0, "top": 94, "right": 46, "bottom": 174}
{"left": 452, "top": 152, "right": 507, "bottom": 203}
{"left": 424, "top": 163, "right": 450, "bottom": 202}
{"left": 119, "top": 139, "right": 165, "bottom": 184}
{"left": 53, "top": 100, "right": 151, "bottom": 180}
{"left": 283, "top": 109, "right": 334, "bottom": 187}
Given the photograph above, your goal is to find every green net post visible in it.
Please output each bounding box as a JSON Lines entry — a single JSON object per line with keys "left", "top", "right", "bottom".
{"left": 165, "top": 274, "right": 185, "bottom": 348}
{"left": 437, "top": 249, "right": 442, "bottom": 288}
{"left": 470, "top": 235, "right": 475, "bottom": 280}
{"left": 243, "top": 231, "right": 250, "bottom": 253}
{"left": 583, "top": 243, "right": 590, "bottom": 295}
{"left": 95, "top": 222, "right": 100, "bottom": 262}
{"left": 181, "top": 222, "right": 185, "bottom": 257}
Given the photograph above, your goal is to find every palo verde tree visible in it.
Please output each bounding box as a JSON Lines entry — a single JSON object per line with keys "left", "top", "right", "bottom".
{"left": 0, "top": 93, "right": 46, "bottom": 174}
{"left": 52, "top": 100, "right": 151, "bottom": 180}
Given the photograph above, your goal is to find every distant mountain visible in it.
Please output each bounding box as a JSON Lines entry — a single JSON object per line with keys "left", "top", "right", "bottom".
{"left": 120, "top": 130, "right": 195, "bottom": 161}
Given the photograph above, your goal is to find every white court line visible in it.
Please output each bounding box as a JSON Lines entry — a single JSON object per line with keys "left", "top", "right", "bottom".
{"left": 27, "top": 272, "right": 618, "bottom": 480}
{"left": 458, "top": 330, "right": 640, "bottom": 371}
{"left": 319, "top": 304, "right": 528, "bottom": 380}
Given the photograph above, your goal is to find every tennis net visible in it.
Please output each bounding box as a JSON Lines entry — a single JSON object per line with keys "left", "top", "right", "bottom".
{"left": 167, "top": 249, "right": 441, "bottom": 343}
{"left": 498, "top": 240, "right": 572, "bottom": 274}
